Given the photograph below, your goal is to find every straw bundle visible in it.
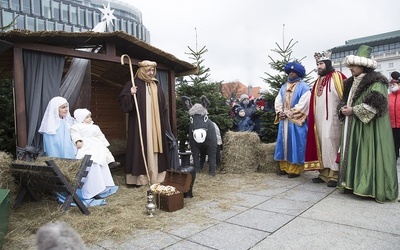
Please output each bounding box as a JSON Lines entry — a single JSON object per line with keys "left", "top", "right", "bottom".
{"left": 13, "top": 157, "right": 83, "bottom": 186}
{"left": 220, "top": 131, "right": 277, "bottom": 174}
{"left": 0, "top": 151, "right": 18, "bottom": 202}
{"left": 256, "top": 142, "right": 278, "bottom": 173}
{"left": 3, "top": 168, "right": 269, "bottom": 249}
{"left": 221, "top": 131, "right": 261, "bottom": 174}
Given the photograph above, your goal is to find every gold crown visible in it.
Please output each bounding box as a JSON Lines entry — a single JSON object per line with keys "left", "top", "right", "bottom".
{"left": 314, "top": 50, "right": 332, "bottom": 62}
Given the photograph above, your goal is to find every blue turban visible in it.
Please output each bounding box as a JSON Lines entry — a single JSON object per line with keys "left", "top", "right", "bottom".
{"left": 284, "top": 62, "right": 306, "bottom": 78}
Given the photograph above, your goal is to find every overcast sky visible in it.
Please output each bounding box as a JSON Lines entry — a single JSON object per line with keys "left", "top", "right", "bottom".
{"left": 118, "top": 0, "right": 399, "bottom": 89}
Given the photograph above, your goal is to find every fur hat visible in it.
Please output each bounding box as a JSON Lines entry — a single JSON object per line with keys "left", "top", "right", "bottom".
{"left": 284, "top": 62, "right": 306, "bottom": 78}
{"left": 391, "top": 71, "right": 400, "bottom": 80}
{"left": 239, "top": 94, "right": 249, "bottom": 102}
{"left": 343, "top": 45, "right": 377, "bottom": 70}
{"left": 74, "top": 108, "right": 91, "bottom": 123}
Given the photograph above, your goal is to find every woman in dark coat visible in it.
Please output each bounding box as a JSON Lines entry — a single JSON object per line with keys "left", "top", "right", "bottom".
{"left": 119, "top": 60, "right": 170, "bottom": 186}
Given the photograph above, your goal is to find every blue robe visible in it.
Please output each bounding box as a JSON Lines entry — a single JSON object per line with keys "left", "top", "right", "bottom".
{"left": 274, "top": 81, "right": 310, "bottom": 165}
{"left": 43, "top": 119, "right": 75, "bottom": 159}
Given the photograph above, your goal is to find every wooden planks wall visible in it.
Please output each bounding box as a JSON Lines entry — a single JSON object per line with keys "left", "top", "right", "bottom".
{"left": 89, "top": 81, "right": 125, "bottom": 140}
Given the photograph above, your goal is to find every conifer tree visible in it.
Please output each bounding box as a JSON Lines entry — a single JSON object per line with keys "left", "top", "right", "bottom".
{"left": 261, "top": 39, "right": 313, "bottom": 103}
{"left": 257, "top": 39, "right": 313, "bottom": 143}
{"left": 176, "top": 44, "right": 232, "bottom": 151}
{"left": 0, "top": 79, "right": 16, "bottom": 156}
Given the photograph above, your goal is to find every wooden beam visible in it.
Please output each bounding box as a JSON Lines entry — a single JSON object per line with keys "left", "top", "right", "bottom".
{"left": 15, "top": 42, "right": 132, "bottom": 63}
{"left": 13, "top": 47, "right": 27, "bottom": 148}
{"left": 14, "top": 43, "right": 171, "bottom": 70}
{"left": 104, "top": 42, "right": 116, "bottom": 56}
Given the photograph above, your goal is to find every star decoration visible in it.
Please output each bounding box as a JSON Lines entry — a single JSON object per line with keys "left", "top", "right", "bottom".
{"left": 99, "top": 2, "right": 116, "bottom": 28}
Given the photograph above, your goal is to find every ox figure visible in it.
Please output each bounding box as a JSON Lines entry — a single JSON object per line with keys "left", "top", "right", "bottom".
{"left": 182, "top": 95, "right": 218, "bottom": 176}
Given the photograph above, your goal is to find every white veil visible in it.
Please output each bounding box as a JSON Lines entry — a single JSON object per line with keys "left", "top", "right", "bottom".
{"left": 38, "top": 96, "right": 74, "bottom": 134}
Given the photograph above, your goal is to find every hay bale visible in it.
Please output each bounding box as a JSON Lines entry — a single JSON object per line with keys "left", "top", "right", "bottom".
{"left": 13, "top": 157, "right": 82, "bottom": 186}
{"left": 221, "top": 131, "right": 261, "bottom": 174}
{"left": 256, "top": 142, "right": 278, "bottom": 173}
{"left": 0, "top": 151, "right": 14, "bottom": 188}
{"left": 221, "top": 132, "right": 278, "bottom": 174}
{"left": 107, "top": 138, "right": 127, "bottom": 156}
{"left": 0, "top": 151, "right": 18, "bottom": 200}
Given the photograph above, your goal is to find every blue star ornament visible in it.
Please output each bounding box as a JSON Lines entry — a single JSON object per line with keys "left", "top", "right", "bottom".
{"left": 99, "top": 2, "right": 116, "bottom": 27}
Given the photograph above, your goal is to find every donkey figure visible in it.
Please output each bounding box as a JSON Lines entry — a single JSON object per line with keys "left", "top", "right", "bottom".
{"left": 182, "top": 95, "right": 218, "bottom": 176}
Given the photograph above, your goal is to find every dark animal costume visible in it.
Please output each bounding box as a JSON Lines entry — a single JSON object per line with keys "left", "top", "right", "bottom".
{"left": 182, "top": 96, "right": 219, "bottom": 176}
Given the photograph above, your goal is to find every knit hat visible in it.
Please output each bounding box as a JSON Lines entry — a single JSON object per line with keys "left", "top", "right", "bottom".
{"left": 256, "top": 99, "right": 265, "bottom": 107}
{"left": 74, "top": 108, "right": 91, "bottom": 123}
{"left": 284, "top": 62, "right": 306, "bottom": 78}
{"left": 391, "top": 71, "right": 400, "bottom": 80}
{"left": 236, "top": 107, "right": 245, "bottom": 114}
{"left": 239, "top": 94, "right": 249, "bottom": 102}
{"left": 343, "top": 45, "right": 377, "bottom": 69}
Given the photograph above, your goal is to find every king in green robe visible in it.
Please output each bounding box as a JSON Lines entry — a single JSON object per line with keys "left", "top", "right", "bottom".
{"left": 337, "top": 45, "right": 398, "bottom": 203}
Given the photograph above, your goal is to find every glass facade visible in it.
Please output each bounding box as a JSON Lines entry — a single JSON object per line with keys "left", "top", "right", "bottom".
{"left": 0, "top": 0, "right": 150, "bottom": 43}
{"left": 330, "top": 31, "right": 400, "bottom": 79}
{"left": 331, "top": 40, "right": 400, "bottom": 62}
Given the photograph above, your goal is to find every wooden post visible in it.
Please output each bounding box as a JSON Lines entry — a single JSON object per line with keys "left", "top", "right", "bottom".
{"left": 13, "top": 47, "right": 27, "bottom": 148}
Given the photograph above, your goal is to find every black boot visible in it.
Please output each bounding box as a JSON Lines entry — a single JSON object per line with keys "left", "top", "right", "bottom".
{"left": 178, "top": 166, "right": 196, "bottom": 198}
{"left": 184, "top": 171, "right": 196, "bottom": 198}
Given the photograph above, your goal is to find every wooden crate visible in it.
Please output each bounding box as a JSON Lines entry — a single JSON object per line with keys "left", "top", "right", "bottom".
{"left": 154, "top": 170, "right": 192, "bottom": 212}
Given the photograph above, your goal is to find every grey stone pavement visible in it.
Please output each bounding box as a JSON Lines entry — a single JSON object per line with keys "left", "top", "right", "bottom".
{"left": 88, "top": 164, "right": 400, "bottom": 250}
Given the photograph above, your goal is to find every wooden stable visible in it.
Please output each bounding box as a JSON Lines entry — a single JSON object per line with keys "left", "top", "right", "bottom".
{"left": 0, "top": 30, "right": 197, "bottom": 149}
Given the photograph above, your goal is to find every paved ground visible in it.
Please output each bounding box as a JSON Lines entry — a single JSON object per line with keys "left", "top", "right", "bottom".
{"left": 87, "top": 164, "right": 400, "bottom": 250}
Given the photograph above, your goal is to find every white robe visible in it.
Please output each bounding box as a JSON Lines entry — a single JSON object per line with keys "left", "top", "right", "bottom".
{"left": 313, "top": 77, "right": 342, "bottom": 171}
{"left": 70, "top": 123, "right": 115, "bottom": 199}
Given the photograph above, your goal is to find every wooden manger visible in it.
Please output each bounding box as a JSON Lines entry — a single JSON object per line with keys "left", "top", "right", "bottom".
{"left": 10, "top": 155, "right": 92, "bottom": 215}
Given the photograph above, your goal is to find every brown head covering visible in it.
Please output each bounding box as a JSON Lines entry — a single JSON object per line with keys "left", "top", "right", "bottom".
{"left": 135, "top": 60, "right": 158, "bottom": 83}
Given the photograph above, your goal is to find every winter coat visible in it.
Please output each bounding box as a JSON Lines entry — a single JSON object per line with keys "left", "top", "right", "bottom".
{"left": 234, "top": 116, "right": 254, "bottom": 132}
{"left": 389, "top": 90, "right": 400, "bottom": 128}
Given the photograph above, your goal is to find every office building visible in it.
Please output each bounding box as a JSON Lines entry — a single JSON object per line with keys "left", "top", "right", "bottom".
{"left": 331, "top": 30, "right": 400, "bottom": 79}
{"left": 0, "top": 0, "right": 150, "bottom": 42}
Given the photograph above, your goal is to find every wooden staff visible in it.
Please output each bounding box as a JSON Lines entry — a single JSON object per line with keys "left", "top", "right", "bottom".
{"left": 120, "top": 54, "right": 151, "bottom": 186}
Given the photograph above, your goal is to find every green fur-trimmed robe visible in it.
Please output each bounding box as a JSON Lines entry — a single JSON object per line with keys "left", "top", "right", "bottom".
{"left": 337, "top": 71, "right": 398, "bottom": 202}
